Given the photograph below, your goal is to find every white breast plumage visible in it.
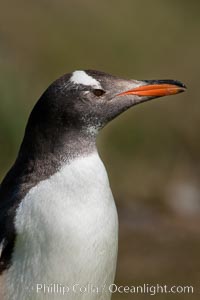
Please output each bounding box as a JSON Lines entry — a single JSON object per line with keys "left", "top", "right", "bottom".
{"left": 4, "top": 152, "right": 118, "bottom": 300}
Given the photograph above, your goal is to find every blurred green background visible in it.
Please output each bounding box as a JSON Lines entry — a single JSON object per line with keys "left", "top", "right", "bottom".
{"left": 0, "top": 0, "right": 200, "bottom": 299}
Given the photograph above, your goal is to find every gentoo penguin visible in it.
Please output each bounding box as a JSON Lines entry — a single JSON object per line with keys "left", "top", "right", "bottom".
{"left": 0, "top": 70, "right": 186, "bottom": 300}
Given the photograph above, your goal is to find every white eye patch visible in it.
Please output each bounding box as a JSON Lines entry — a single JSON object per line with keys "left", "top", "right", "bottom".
{"left": 70, "top": 70, "right": 102, "bottom": 89}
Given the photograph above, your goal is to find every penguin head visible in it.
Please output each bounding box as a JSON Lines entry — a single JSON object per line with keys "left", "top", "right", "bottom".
{"left": 26, "top": 69, "right": 186, "bottom": 139}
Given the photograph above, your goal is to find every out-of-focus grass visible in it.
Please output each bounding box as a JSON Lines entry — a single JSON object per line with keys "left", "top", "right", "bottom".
{"left": 0, "top": 1, "right": 200, "bottom": 299}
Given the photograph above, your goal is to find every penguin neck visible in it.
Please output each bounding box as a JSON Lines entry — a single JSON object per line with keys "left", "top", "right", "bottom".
{"left": 19, "top": 130, "right": 96, "bottom": 162}
{"left": 0, "top": 129, "right": 98, "bottom": 209}
{"left": 17, "top": 128, "right": 97, "bottom": 173}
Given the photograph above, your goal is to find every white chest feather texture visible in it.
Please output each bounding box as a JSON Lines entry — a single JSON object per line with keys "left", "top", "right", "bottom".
{"left": 4, "top": 153, "right": 118, "bottom": 300}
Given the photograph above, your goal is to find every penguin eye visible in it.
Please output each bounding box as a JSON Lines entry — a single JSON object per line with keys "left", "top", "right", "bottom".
{"left": 92, "top": 89, "right": 105, "bottom": 97}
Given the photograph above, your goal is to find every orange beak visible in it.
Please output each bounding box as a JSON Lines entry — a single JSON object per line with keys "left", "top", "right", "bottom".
{"left": 118, "top": 80, "right": 186, "bottom": 97}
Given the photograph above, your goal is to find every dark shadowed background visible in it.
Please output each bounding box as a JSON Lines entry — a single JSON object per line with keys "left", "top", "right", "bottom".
{"left": 0, "top": 0, "right": 200, "bottom": 299}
